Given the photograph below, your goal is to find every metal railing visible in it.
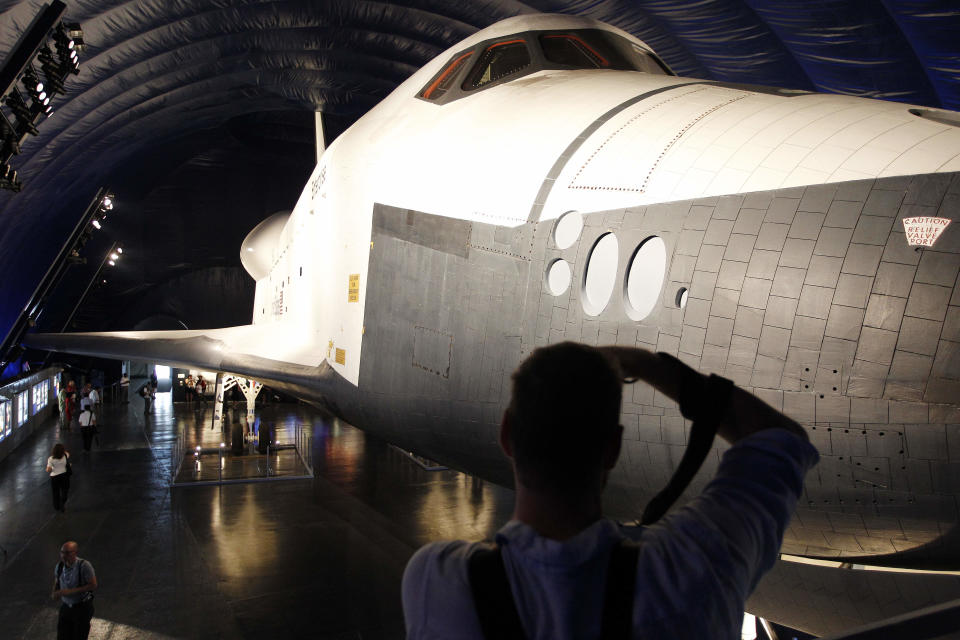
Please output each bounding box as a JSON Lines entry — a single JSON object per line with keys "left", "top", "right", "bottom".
{"left": 169, "top": 417, "right": 312, "bottom": 486}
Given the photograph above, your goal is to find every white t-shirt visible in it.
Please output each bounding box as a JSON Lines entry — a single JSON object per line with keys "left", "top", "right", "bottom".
{"left": 47, "top": 453, "right": 69, "bottom": 476}
{"left": 403, "top": 430, "right": 819, "bottom": 640}
{"left": 79, "top": 410, "right": 94, "bottom": 427}
{"left": 88, "top": 389, "right": 99, "bottom": 405}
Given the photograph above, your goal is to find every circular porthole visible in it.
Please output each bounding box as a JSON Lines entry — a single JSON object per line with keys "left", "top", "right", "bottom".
{"left": 624, "top": 236, "right": 666, "bottom": 321}
{"left": 545, "top": 259, "right": 571, "bottom": 296}
{"left": 582, "top": 232, "right": 619, "bottom": 316}
{"left": 675, "top": 288, "right": 688, "bottom": 309}
{"left": 554, "top": 211, "right": 583, "bottom": 250}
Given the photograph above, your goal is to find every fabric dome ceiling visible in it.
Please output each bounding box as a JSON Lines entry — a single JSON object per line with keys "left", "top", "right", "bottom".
{"left": 2, "top": 0, "right": 958, "bottom": 370}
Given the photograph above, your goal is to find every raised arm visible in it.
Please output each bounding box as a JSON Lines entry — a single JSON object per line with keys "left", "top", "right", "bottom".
{"left": 598, "top": 346, "right": 808, "bottom": 444}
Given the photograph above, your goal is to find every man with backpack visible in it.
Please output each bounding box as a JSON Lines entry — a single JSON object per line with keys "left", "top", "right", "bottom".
{"left": 402, "top": 342, "right": 818, "bottom": 639}
{"left": 51, "top": 540, "right": 97, "bottom": 639}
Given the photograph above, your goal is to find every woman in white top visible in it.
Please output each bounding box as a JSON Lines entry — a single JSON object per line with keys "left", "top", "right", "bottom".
{"left": 46, "top": 443, "right": 70, "bottom": 513}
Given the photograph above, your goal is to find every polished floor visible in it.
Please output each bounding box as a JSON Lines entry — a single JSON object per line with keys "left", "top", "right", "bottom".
{"left": 0, "top": 392, "right": 516, "bottom": 639}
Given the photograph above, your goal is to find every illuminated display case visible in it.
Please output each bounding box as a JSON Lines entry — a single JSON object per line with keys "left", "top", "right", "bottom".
{"left": 17, "top": 391, "right": 28, "bottom": 426}
{"left": 33, "top": 380, "right": 48, "bottom": 414}
{"left": 0, "top": 401, "right": 10, "bottom": 440}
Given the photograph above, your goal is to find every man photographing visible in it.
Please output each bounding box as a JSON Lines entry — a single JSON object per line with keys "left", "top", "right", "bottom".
{"left": 402, "top": 342, "right": 818, "bottom": 639}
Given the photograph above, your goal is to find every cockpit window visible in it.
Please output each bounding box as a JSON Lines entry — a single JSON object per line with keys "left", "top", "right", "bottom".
{"left": 462, "top": 39, "right": 531, "bottom": 91}
{"left": 539, "top": 30, "right": 668, "bottom": 75}
{"left": 420, "top": 51, "right": 474, "bottom": 100}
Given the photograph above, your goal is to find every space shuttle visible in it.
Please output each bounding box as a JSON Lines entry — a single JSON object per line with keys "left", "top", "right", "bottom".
{"left": 24, "top": 14, "right": 960, "bottom": 634}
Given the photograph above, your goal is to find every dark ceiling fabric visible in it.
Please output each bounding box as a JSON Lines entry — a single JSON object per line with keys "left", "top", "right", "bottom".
{"left": 2, "top": 0, "right": 959, "bottom": 364}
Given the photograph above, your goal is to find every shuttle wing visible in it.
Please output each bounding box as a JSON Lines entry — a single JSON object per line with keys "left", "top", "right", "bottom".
{"left": 22, "top": 324, "right": 325, "bottom": 389}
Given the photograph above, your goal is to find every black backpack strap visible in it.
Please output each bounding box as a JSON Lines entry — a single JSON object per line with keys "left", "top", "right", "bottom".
{"left": 468, "top": 545, "right": 526, "bottom": 640}
{"left": 601, "top": 541, "right": 640, "bottom": 639}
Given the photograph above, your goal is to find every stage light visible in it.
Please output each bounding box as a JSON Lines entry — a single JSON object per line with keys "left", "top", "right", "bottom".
{"left": 117, "top": 247, "right": 123, "bottom": 254}
{"left": 101, "top": 195, "right": 113, "bottom": 210}
{"left": 107, "top": 259, "right": 115, "bottom": 266}
{"left": 91, "top": 220, "right": 101, "bottom": 229}
{"left": 109, "top": 252, "right": 118, "bottom": 260}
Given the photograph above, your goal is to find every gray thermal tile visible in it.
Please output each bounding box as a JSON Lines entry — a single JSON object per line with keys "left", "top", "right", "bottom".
{"left": 739, "top": 277, "right": 773, "bottom": 309}
{"left": 771, "top": 266, "right": 806, "bottom": 298}
{"left": 758, "top": 325, "right": 791, "bottom": 360}
{"left": 791, "top": 316, "right": 826, "bottom": 351}
{"left": 925, "top": 377, "right": 960, "bottom": 404}
{"left": 755, "top": 222, "right": 790, "bottom": 251}
{"left": 783, "top": 391, "right": 815, "bottom": 423}
{"left": 889, "top": 400, "right": 928, "bottom": 424}
{"left": 703, "top": 218, "right": 735, "bottom": 246}
{"left": 724, "top": 233, "right": 757, "bottom": 262}
{"left": 851, "top": 398, "right": 889, "bottom": 424}
{"left": 873, "top": 261, "right": 917, "bottom": 297}
{"left": 835, "top": 178, "right": 874, "bottom": 203}
{"left": 904, "top": 173, "right": 951, "bottom": 206}
{"left": 820, "top": 336, "right": 858, "bottom": 367}
{"left": 695, "top": 244, "right": 726, "bottom": 273}
{"left": 675, "top": 229, "right": 704, "bottom": 256}
{"left": 727, "top": 334, "right": 758, "bottom": 368}
{"left": 833, "top": 274, "right": 873, "bottom": 308}
{"left": 706, "top": 316, "right": 735, "bottom": 348}
{"left": 679, "top": 324, "right": 706, "bottom": 356}
{"left": 766, "top": 198, "right": 800, "bottom": 224}
{"left": 684, "top": 205, "right": 714, "bottom": 231}
{"left": 905, "top": 423, "right": 949, "bottom": 460}
{"left": 743, "top": 191, "right": 773, "bottom": 209}
{"left": 733, "top": 208, "right": 765, "bottom": 235}
{"left": 715, "top": 194, "right": 744, "bottom": 220}
{"left": 701, "top": 343, "right": 729, "bottom": 372}
{"left": 788, "top": 211, "right": 825, "bottom": 240}
{"left": 656, "top": 332, "right": 680, "bottom": 355}
{"left": 816, "top": 394, "right": 851, "bottom": 423}
{"left": 711, "top": 288, "right": 740, "bottom": 318}
{"left": 779, "top": 238, "right": 815, "bottom": 269}
{"left": 931, "top": 403, "right": 960, "bottom": 423}
{"left": 717, "top": 259, "right": 748, "bottom": 290}
{"left": 813, "top": 227, "right": 854, "bottom": 258}
{"left": 847, "top": 360, "right": 888, "bottom": 398}
{"left": 734, "top": 306, "right": 764, "bottom": 339}
{"left": 905, "top": 283, "right": 952, "bottom": 321}
{"left": 880, "top": 230, "right": 922, "bottom": 265}
{"left": 797, "top": 284, "right": 834, "bottom": 319}
{"left": 670, "top": 254, "right": 697, "bottom": 283}
{"left": 897, "top": 317, "right": 943, "bottom": 356}
{"left": 915, "top": 250, "right": 960, "bottom": 287}
{"left": 754, "top": 387, "right": 784, "bottom": 411}
{"left": 944, "top": 306, "right": 960, "bottom": 342}
{"left": 932, "top": 340, "right": 960, "bottom": 379}
{"left": 751, "top": 354, "right": 784, "bottom": 388}
{"left": 851, "top": 215, "right": 895, "bottom": 246}
{"left": 799, "top": 184, "right": 837, "bottom": 213}
{"left": 764, "top": 296, "right": 798, "bottom": 330}
{"left": 841, "top": 244, "right": 883, "bottom": 277}
{"left": 805, "top": 255, "right": 843, "bottom": 287}
{"left": 864, "top": 294, "right": 907, "bottom": 332}
{"left": 862, "top": 189, "right": 905, "bottom": 217}
{"left": 689, "top": 271, "right": 718, "bottom": 300}
{"left": 747, "top": 249, "right": 780, "bottom": 279}
{"left": 825, "top": 305, "right": 865, "bottom": 341}
{"left": 723, "top": 364, "right": 753, "bottom": 387}
{"left": 824, "top": 199, "right": 864, "bottom": 229}
{"left": 886, "top": 351, "right": 933, "bottom": 401}
{"left": 856, "top": 327, "right": 899, "bottom": 364}
{"left": 683, "top": 297, "right": 711, "bottom": 328}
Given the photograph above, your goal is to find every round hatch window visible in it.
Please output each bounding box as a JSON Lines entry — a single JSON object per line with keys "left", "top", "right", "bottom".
{"left": 582, "top": 232, "right": 619, "bottom": 316}
{"left": 554, "top": 211, "right": 583, "bottom": 250}
{"left": 625, "top": 236, "right": 666, "bottom": 321}
{"left": 546, "top": 259, "right": 571, "bottom": 296}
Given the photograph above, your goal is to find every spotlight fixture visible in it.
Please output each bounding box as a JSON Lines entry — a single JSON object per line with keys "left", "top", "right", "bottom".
{"left": 109, "top": 252, "right": 118, "bottom": 261}
{"left": 107, "top": 259, "right": 115, "bottom": 266}
{"left": 91, "top": 219, "right": 101, "bottom": 229}
{"left": 101, "top": 195, "right": 113, "bottom": 210}
{"left": 64, "top": 22, "right": 84, "bottom": 51}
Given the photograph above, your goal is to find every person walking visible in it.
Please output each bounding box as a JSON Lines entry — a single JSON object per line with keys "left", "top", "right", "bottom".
{"left": 51, "top": 540, "right": 97, "bottom": 640}
{"left": 46, "top": 444, "right": 71, "bottom": 513}
{"left": 78, "top": 407, "right": 96, "bottom": 452}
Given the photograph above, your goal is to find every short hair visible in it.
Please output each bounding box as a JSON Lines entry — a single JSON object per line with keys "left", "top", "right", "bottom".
{"left": 506, "top": 342, "right": 622, "bottom": 492}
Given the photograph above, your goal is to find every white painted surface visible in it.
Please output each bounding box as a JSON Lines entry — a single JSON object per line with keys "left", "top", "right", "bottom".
{"left": 582, "top": 233, "right": 619, "bottom": 316}
{"left": 546, "top": 259, "right": 572, "bottom": 296}
{"left": 625, "top": 236, "right": 666, "bottom": 320}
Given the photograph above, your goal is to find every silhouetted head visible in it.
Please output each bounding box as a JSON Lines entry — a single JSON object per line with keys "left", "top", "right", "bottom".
{"left": 52, "top": 443, "right": 65, "bottom": 458}
{"left": 503, "top": 342, "right": 623, "bottom": 494}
